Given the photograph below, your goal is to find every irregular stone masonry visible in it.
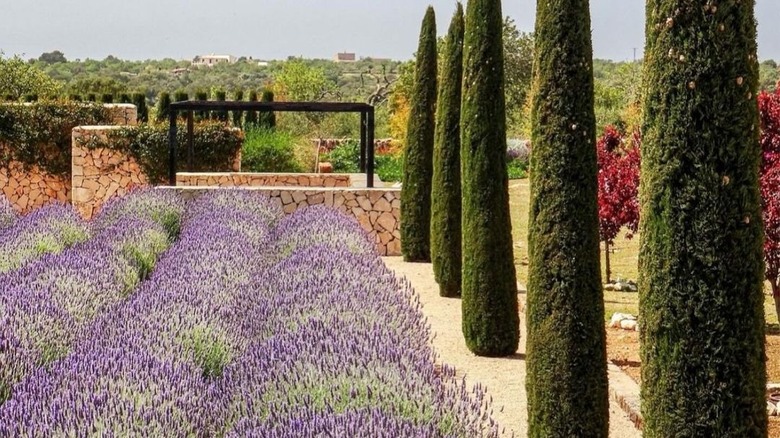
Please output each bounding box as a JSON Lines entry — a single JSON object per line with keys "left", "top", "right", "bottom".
{"left": 0, "top": 104, "right": 137, "bottom": 214}
{"left": 177, "top": 173, "right": 350, "bottom": 188}
{"left": 72, "top": 127, "right": 148, "bottom": 219}
{"left": 170, "top": 187, "right": 402, "bottom": 256}
{"left": 0, "top": 161, "right": 69, "bottom": 213}
{"left": 314, "top": 138, "right": 395, "bottom": 154}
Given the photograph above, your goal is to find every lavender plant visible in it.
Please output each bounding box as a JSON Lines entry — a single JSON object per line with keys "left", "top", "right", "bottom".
{"left": 0, "top": 203, "right": 89, "bottom": 274}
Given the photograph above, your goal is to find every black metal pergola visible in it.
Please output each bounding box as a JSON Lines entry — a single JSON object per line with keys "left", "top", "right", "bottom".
{"left": 167, "top": 100, "right": 376, "bottom": 187}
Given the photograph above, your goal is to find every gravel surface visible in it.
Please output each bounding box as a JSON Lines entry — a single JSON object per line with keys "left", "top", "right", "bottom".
{"left": 383, "top": 257, "right": 642, "bottom": 438}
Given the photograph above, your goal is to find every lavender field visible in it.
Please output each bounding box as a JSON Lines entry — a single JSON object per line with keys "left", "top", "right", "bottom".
{"left": 0, "top": 190, "right": 498, "bottom": 437}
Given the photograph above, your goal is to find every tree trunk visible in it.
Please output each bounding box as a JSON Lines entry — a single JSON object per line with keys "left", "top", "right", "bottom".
{"left": 604, "top": 241, "right": 611, "bottom": 284}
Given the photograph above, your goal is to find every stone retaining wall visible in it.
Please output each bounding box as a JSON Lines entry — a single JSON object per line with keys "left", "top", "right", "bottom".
{"left": 0, "top": 161, "right": 69, "bottom": 213}
{"left": 71, "top": 126, "right": 148, "bottom": 218}
{"left": 168, "top": 186, "right": 402, "bottom": 256}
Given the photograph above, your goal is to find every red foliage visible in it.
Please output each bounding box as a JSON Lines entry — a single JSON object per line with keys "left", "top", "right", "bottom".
{"left": 597, "top": 126, "right": 641, "bottom": 246}
{"left": 759, "top": 88, "right": 780, "bottom": 298}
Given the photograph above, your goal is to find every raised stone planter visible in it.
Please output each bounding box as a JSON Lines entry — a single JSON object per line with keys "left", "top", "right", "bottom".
{"left": 72, "top": 126, "right": 148, "bottom": 218}
{"left": 167, "top": 186, "right": 402, "bottom": 256}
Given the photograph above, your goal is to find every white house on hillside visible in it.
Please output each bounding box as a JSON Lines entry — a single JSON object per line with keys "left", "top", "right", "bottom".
{"left": 192, "top": 54, "right": 237, "bottom": 67}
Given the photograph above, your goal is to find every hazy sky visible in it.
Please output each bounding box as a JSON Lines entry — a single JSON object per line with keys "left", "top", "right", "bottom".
{"left": 1, "top": 1, "right": 779, "bottom": 62}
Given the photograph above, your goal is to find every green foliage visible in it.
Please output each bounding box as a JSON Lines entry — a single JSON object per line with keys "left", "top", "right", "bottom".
{"left": 0, "top": 54, "right": 62, "bottom": 100}
{"left": 431, "top": 4, "right": 464, "bottom": 298}
{"left": 376, "top": 154, "right": 403, "bottom": 182}
{"left": 212, "top": 89, "right": 227, "bottom": 121}
{"left": 100, "top": 94, "right": 113, "bottom": 104}
{"left": 506, "top": 160, "right": 527, "bottom": 179}
{"left": 639, "top": 1, "right": 767, "bottom": 436}
{"left": 503, "top": 18, "right": 534, "bottom": 136}
{"left": 460, "top": 0, "right": 519, "bottom": 357}
{"left": 258, "top": 89, "right": 277, "bottom": 129}
{"left": 173, "top": 91, "right": 189, "bottom": 102}
{"left": 241, "top": 126, "right": 301, "bottom": 173}
{"left": 183, "top": 326, "right": 232, "bottom": 378}
{"left": 0, "top": 101, "right": 111, "bottom": 177}
{"left": 325, "top": 141, "right": 361, "bottom": 173}
{"left": 100, "top": 122, "right": 242, "bottom": 183}
{"left": 526, "top": 0, "right": 608, "bottom": 434}
{"left": 274, "top": 59, "right": 336, "bottom": 101}
{"left": 38, "top": 50, "right": 67, "bottom": 64}
{"left": 68, "top": 77, "right": 127, "bottom": 98}
{"left": 119, "top": 93, "right": 132, "bottom": 103}
{"left": 155, "top": 92, "right": 171, "bottom": 123}
{"left": 400, "top": 6, "right": 437, "bottom": 263}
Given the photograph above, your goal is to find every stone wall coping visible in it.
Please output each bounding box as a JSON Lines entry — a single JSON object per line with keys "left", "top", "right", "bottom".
{"left": 176, "top": 172, "right": 351, "bottom": 178}
{"left": 164, "top": 185, "right": 400, "bottom": 194}
{"left": 73, "top": 125, "right": 127, "bottom": 132}
{"left": 102, "top": 104, "right": 136, "bottom": 109}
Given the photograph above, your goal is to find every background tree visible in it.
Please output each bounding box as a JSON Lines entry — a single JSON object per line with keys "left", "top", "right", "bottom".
{"left": 37, "top": 50, "right": 67, "bottom": 64}
{"left": 400, "top": 6, "right": 437, "bottom": 263}
{"left": 526, "top": 0, "right": 608, "bottom": 434}
{"left": 258, "top": 89, "right": 277, "bottom": 130}
{"left": 640, "top": 1, "right": 767, "bottom": 435}
{"left": 0, "top": 54, "right": 62, "bottom": 100}
{"left": 431, "top": 3, "right": 464, "bottom": 297}
{"left": 460, "top": 0, "right": 518, "bottom": 356}
{"left": 503, "top": 18, "right": 534, "bottom": 136}
{"left": 597, "top": 126, "right": 640, "bottom": 282}
{"left": 760, "top": 88, "right": 780, "bottom": 324}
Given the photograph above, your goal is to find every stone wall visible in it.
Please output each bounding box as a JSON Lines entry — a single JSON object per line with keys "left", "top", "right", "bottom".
{"left": 169, "top": 186, "right": 402, "bottom": 256}
{"left": 0, "top": 161, "right": 69, "bottom": 213}
{"left": 104, "top": 104, "right": 138, "bottom": 126}
{"left": 177, "top": 172, "right": 351, "bottom": 188}
{"left": 71, "top": 126, "right": 148, "bottom": 218}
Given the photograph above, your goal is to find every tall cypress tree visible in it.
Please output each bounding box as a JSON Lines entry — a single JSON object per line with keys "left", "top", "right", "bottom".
{"left": 246, "top": 90, "right": 259, "bottom": 126}
{"left": 401, "top": 6, "right": 437, "bottom": 263}
{"left": 640, "top": 1, "right": 767, "bottom": 436}
{"left": 132, "top": 93, "right": 148, "bottom": 123}
{"left": 258, "top": 89, "right": 276, "bottom": 130}
{"left": 431, "top": 4, "right": 464, "bottom": 297}
{"left": 460, "top": 0, "right": 518, "bottom": 356}
{"left": 195, "top": 90, "right": 209, "bottom": 121}
{"left": 526, "top": 0, "right": 608, "bottom": 434}
{"left": 232, "top": 90, "right": 244, "bottom": 127}
{"left": 213, "top": 89, "right": 228, "bottom": 121}
{"left": 155, "top": 92, "right": 171, "bottom": 124}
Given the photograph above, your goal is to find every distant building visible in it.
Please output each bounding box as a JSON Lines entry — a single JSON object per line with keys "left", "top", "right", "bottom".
{"left": 171, "top": 67, "right": 188, "bottom": 76}
{"left": 192, "top": 54, "right": 237, "bottom": 67}
{"left": 335, "top": 52, "right": 357, "bottom": 63}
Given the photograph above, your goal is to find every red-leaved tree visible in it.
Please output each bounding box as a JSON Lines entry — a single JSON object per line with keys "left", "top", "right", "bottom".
{"left": 597, "top": 126, "right": 641, "bottom": 282}
{"left": 759, "top": 87, "right": 780, "bottom": 319}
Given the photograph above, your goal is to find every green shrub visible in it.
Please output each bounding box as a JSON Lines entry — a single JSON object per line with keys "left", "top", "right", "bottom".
{"left": 325, "top": 141, "right": 361, "bottom": 173}
{"left": 242, "top": 126, "right": 301, "bottom": 173}
{"left": 0, "top": 101, "right": 111, "bottom": 177}
{"left": 506, "top": 160, "right": 527, "bottom": 179}
{"left": 376, "top": 154, "right": 403, "bottom": 182}
{"left": 95, "top": 121, "right": 242, "bottom": 183}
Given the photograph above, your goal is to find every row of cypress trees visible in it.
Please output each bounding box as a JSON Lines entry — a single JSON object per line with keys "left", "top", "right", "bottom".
{"left": 154, "top": 89, "right": 276, "bottom": 129}
{"left": 401, "top": 0, "right": 519, "bottom": 356}
{"left": 403, "top": 0, "right": 768, "bottom": 435}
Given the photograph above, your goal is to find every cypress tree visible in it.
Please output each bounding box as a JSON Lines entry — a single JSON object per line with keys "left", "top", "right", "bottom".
{"left": 460, "top": 0, "right": 518, "bottom": 356}
{"left": 213, "top": 89, "right": 228, "bottom": 121}
{"left": 258, "top": 89, "right": 276, "bottom": 130}
{"left": 156, "top": 92, "right": 171, "bottom": 123}
{"left": 526, "top": 0, "right": 608, "bottom": 434}
{"left": 119, "top": 93, "right": 132, "bottom": 103}
{"left": 86, "top": 93, "right": 97, "bottom": 102}
{"left": 174, "top": 91, "right": 189, "bottom": 102}
{"left": 400, "top": 6, "right": 437, "bottom": 263}
{"left": 640, "top": 2, "right": 767, "bottom": 436}
{"left": 101, "top": 94, "right": 114, "bottom": 104}
{"left": 232, "top": 90, "right": 244, "bottom": 127}
{"left": 246, "top": 90, "right": 259, "bottom": 126}
{"left": 195, "top": 90, "right": 209, "bottom": 121}
{"left": 132, "top": 93, "right": 148, "bottom": 123}
{"left": 431, "top": 3, "right": 464, "bottom": 297}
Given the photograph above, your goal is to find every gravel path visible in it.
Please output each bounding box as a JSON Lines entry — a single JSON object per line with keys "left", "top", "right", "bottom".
{"left": 383, "top": 257, "right": 641, "bottom": 438}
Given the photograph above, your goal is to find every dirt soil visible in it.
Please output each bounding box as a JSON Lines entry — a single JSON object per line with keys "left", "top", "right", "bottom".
{"left": 606, "top": 328, "right": 780, "bottom": 436}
